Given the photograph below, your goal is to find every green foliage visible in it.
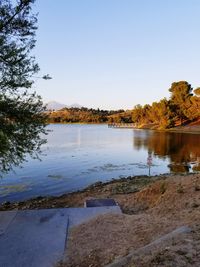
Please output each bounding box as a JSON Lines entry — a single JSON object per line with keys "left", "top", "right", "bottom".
{"left": 169, "top": 81, "right": 193, "bottom": 123}
{"left": 0, "top": 0, "right": 48, "bottom": 174}
{"left": 47, "top": 107, "right": 131, "bottom": 124}
{"left": 49, "top": 80, "right": 200, "bottom": 127}
{"left": 131, "top": 81, "right": 200, "bottom": 129}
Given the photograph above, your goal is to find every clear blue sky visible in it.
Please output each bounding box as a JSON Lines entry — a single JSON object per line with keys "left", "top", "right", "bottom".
{"left": 33, "top": 0, "right": 200, "bottom": 110}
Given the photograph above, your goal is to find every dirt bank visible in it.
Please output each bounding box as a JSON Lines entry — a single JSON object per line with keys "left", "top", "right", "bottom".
{"left": 0, "top": 175, "right": 163, "bottom": 212}
{"left": 169, "top": 123, "right": 200, "bottom": 133}
{"left": 57, "top": 173, "right": 200, "bottom": 267}
{"left": 138, "top": 121, "right": 200, "bottom": 133}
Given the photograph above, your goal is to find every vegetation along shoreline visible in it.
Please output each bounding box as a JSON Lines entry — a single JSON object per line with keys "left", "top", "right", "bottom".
{"left": 46, "top": 81, "right": 200, "bottom": 131}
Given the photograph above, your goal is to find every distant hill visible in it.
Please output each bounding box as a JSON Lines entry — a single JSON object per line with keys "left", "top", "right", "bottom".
{"left": 47, "top": 107, "right": 129, "bottom": 124}
{"left": 46, "top": 101, "right": 82, "bottom": 110}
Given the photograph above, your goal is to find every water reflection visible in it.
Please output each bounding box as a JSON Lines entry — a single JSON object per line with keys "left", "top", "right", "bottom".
{"left": 133, "top": 130, "right": 200, "bottom": 173}
{"left": 147, "top": 152, "right": 153, "bottom": 176}
{"left": 1, "top": 125, "right": 200, "bottom": 202}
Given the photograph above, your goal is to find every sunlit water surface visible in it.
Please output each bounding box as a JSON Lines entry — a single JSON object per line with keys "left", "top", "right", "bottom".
{"left": 1, "top": 124, "right": 200, "bottom": 202}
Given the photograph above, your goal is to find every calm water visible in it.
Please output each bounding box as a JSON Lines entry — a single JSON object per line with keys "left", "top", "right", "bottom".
{"left": 1, "top": 124, "right": 200, "bottom": 203}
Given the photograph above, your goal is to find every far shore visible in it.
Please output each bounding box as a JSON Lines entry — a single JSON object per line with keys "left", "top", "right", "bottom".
{"left": 135, "top": 121, "right": 200, "bottom": 133}
{"left": 49, "top": 122, "right": 200, "bottom": 133}
{"left": 168, "top": 124, "right": 200, "bottom": 133}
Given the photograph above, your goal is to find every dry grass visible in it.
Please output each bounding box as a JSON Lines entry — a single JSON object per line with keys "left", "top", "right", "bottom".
{"left": 60, "top": 173, "right": 200, "bottom": 267}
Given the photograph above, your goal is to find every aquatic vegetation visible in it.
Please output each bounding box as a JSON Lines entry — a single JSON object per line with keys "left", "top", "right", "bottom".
{"left": 47, "top": 174, "right": 64, "bottom": 180}
{"left": 0, "top": 184, "right": 30, "bottom": 196}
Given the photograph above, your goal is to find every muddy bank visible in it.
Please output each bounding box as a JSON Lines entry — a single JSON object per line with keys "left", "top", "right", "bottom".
{"left": 137, "top": 122, "right": 200, "bottom": 133}
{"left": 0, "top": 173, "right": 196, "bottom": 213}
{"left": 168, "top": 124, "right": 200, "bottom": 133}
{"left": 0, "top": 174, "right": 170, "bottom": 212}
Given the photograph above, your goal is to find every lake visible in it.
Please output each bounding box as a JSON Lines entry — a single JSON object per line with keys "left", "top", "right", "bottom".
{"left": 0, "top": 124, "right": 200, "bottom": 203}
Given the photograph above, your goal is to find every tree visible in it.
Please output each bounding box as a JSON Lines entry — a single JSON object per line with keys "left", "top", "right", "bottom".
{"left": 131, "top": 81, "right": 200, "bottom": 129}
{"left": 169, "top": 81, "right": 193, "bottom": 123}
{"left": 194, "top": 88, "right": 200, "bottom": 97}
{"left": 0, "top": 0, "right": 49, "bottom": 174}
{"left": 132, "top": 104, "right": 143, "bottom": 123}
{"left": 187, "top": 90, "right": 200, "bottom": 120}
{"left": 148, "top": 99, "right": 174, "bottom": 129}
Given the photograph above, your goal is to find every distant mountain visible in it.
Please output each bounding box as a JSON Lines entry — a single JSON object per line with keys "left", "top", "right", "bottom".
{"left": 46, "top": 101, "right": 82, "bottom": 110}
{"left": 46, "top": 101, "right": 66, "bottom": 110}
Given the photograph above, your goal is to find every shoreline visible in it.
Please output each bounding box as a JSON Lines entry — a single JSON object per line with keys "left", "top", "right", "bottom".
{"left": 1, "top": 124, "right": 199, "bottom": 211}
{"left": 0, "top": 172, "right": 198, "bottom": 212}
{"left": 49, "top": 122, "right": 200, "bottom": 133}
{"left": 2, "top": 172, "right": 200, "bottom": 266}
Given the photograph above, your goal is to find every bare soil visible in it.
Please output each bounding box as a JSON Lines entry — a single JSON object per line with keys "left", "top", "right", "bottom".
{"left": 57, "top": 173, "right": 200, "bottom": 267}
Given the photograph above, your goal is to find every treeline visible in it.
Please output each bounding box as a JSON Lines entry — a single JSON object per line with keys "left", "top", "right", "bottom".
{"left": 47, "top": 81, "right": 200, "bottom": 128}
{"left": 47, "top": 107, "right": 131, "bottom": 123}
{"left": 132, "top": 81, "right": 200, "bottom": 129}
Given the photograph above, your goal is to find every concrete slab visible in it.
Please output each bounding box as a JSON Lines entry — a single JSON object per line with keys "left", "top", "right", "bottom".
{"left": 0, "top": 210, "right": 17, "bottom": 235}
{"left": 67, "top": 206, "right": 122, "bottom": 227}
{"left": 0, "top": 209, "right": 69, "bottom": 267}
{"left": 0, "top": 206, "right": 122, "bottom": 267}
